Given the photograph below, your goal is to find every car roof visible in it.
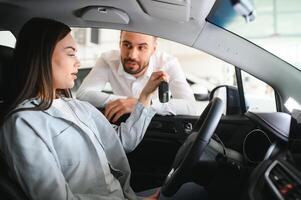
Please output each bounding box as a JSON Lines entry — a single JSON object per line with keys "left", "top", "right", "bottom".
{"left": 0, "top": 0, "right": 214, "bottom": 46}
{"left": 1, "top": 0, "right": 301, "bottom": 106}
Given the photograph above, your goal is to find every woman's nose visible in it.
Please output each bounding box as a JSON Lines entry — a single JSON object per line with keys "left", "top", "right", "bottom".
{"left": 75, "top": 58, "right": 80, "bottom": 68}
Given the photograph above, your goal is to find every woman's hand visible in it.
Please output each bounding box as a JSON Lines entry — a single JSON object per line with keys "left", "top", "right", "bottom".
{"left": 138, "top": 71, "right": 169, "bottom": 107}
{"left": 143, "top": 189, "right": 160, "bottom": 200}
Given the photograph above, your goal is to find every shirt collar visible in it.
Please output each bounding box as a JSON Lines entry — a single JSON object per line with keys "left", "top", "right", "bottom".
{"left": 145, "top": 57, "right": 154, "bottom": 78}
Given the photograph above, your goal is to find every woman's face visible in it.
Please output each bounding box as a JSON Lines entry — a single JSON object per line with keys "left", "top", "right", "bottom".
{"left": 52, "top": 33, "right": 80, "bottom": 91}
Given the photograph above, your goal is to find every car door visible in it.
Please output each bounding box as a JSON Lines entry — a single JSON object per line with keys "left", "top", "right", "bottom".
{"left": 127, "top": 68, "right": 279, "bottom": 192}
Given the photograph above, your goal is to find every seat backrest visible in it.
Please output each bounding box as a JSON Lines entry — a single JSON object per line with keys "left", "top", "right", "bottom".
{"left": 0, "top": 153, "right": 29, "bottom": 200}
{"left": 0, "top": 45, "right": 14, "bottom": 113}
{"left": 0, "top": 45, "right": 29, "bottom": 199}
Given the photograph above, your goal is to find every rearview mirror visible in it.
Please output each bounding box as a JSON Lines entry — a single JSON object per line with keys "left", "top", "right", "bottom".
{"left": 230, "top": 0, "right": 255, "bottom": 22}
{"left": 207, "top": 0, "right": 255, "bottom": 26}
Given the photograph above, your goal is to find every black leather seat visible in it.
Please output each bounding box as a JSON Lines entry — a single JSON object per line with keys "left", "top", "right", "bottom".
{"left": 0, "top": 45, "right": 29, "bottom": 200}
{"left": 0, "top": 45, "right": 14, "bottom": 113}
{"left": 0, "top": 153, "right": 30, "bottom": 200}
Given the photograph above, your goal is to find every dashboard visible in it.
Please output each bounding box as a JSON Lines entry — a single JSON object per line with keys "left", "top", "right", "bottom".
{"left": 248, "top": 146, "right": 301, "bottom": 200}
{"left": 246, "top": 111, "right": 301, "bottom": 200}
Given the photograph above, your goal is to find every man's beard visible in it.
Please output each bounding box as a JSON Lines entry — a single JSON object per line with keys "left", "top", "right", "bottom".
{"left": 122, "top": 58, "right": 149, "bottom": 75}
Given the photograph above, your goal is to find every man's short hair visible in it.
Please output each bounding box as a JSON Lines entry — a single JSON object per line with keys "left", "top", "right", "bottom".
{"left": 120, "top": 30, "right": 157, "bottom": 44}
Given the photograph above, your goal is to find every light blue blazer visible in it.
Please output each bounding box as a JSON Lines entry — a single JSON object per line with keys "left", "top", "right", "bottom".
{"left": 0, "top": 98, "right": 155, "bottom": 200}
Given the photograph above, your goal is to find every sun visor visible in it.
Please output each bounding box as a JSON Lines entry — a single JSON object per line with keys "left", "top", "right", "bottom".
{"left": 80, "top": 6, "right": 130, "bottom": 24}
{"left": 138, "top": 0, "right": 191, "bottom": 22}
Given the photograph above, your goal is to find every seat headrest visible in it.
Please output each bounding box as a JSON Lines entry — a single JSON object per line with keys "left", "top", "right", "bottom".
{"left": 0, "top": 45, "right": 14, "bottom": 104}
{"left": 0, "top": 45, "right": 13, "bottom": 62}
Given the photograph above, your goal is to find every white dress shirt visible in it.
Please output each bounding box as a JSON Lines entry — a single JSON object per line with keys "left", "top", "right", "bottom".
{"left": 77, "top": 50, "right": 198, "bottom": 115}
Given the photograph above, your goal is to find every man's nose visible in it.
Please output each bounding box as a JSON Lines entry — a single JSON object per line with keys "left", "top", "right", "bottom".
{"left": 128, "top": 47, "right": 138, "bottom": 59}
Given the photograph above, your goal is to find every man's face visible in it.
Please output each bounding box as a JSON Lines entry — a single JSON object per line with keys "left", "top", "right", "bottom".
{"left": 120, "top": 31, "right": 156, "bottom": 77}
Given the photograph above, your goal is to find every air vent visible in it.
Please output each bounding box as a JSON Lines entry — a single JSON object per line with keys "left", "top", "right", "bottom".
{"left": 265, "top": 160, "right": 301, "bottom": 200}
{"left": 243, "top": 129, "right": 271, "bottom": 164}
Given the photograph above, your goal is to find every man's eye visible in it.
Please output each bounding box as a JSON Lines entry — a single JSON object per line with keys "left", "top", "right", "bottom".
{"left": 139, "top": 46, "right": 147, "bottom": 51}
{"left": 123, "top": 43, "right": 132, "bottom": 48}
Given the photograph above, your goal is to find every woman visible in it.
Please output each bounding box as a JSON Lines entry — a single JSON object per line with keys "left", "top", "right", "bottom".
{"left": 0, "top": 18, "right": 166, "bottom": 200}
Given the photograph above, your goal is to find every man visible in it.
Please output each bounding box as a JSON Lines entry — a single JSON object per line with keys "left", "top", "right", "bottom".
{"left": 77, "top": 31, "right": 197, "bottom": 123}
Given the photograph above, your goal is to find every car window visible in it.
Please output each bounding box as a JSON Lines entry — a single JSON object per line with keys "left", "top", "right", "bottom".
{"left": 157, "top": 38, "right": 236, "bottom": 92}
{"left": 71, "top": 28, "right": 236, "bottom": 98}
{"left": 0, "top": 31, "right": 16, "bottom": 48}
{"left": 70, "top": 28, "right": 284, "bottom": 115}
{"left": 241, "top": 70, "right": 277, "bottom": 112}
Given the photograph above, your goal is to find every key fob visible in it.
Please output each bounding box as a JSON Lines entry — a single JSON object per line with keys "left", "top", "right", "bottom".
{"left": 159, "top": 81, "right": 169, "bottom": 103}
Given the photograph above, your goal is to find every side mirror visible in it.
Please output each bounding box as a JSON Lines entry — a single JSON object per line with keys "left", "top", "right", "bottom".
{"left": 191, "top": 84, "right": 210, "bottom": 101}
{"left": 194, "top": 93, "right": 210, "bottom": 101}
{"left": 209, "top": 85, "right": 242, "bottom": 115}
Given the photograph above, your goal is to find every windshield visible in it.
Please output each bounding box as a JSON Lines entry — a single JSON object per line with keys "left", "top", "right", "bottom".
{"left": 207, "top": 0, "right": 301, "bottom": 70}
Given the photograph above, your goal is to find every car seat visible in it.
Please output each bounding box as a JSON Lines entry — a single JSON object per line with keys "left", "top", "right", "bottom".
{"left": 0, "top": 45, "right": 29, "bottom": 200}
{"left": 0, "top": 45, "right": 13, "bottom": 113}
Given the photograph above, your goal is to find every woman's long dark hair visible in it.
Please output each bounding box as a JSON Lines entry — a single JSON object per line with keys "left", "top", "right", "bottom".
{"left": 2, "top": 18, "right": 71, "bottom": 121}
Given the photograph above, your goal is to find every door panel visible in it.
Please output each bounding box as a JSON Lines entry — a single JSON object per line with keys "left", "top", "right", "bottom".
{"left": 127, "top": 114, "right": 256, "bottom": 192}
{"left": 127, "top": 114, "right": 198, "bottom": 191}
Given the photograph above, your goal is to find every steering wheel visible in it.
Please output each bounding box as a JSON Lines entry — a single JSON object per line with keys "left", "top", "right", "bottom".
{"left": 161, "top": 97, "right": 224, "bottom": 197}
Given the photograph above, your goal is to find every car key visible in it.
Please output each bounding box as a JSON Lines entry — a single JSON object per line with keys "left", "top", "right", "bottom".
{"left": 159, "top": 81, "right": 169, "bottom": 103}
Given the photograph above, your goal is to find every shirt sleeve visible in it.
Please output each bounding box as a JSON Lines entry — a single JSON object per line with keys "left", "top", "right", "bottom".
{"left": 116, "top": 102, "right": 156, "bottom": 153}
{"left": 76, "top": 55, "right": 127, "bottom": 108}
{"left": 0, "top": 116, "right": 124, "bottom": 200}
{"left": 151, "top": 56, "right": 198, "bottom": 115}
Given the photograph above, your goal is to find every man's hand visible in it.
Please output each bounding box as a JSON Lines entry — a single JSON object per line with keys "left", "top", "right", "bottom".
{"left": 139, "top": 71, "right": 169, "bottom": 107}
{"left": 104, "top": 97, "right": 138, "bottom": 123}
{"left": 143, "top": 189, "right": 160, "bottom": 200}
{"left": 105, "top": 71, "right": 169, "bottom": 123}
